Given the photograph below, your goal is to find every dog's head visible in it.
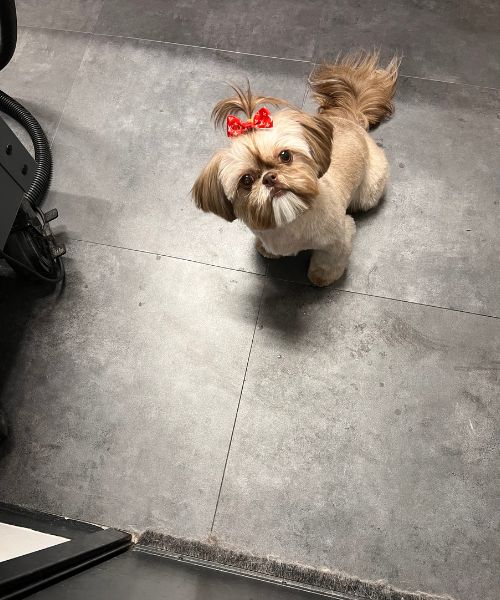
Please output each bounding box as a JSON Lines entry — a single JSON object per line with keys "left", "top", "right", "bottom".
{"left": 192, "top": 86, "right": 333, "bottom": 230}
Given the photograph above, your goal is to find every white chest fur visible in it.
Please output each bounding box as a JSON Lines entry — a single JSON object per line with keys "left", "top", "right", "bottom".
{"left": 253, "top": 179, "right": 348, "bottom": 256}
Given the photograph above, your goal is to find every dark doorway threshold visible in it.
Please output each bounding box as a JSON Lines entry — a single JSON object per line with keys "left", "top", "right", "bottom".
{"left": 26, "top": 545, "right": 339, "bottom": 600}
{"left": 0, "top": 503, "right": 331, "bottom": 600}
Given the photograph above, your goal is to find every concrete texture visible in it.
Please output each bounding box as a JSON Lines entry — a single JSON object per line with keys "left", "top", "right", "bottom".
{"left": 95, "top": 0, "right": 323, "bottom": 60}
{"left": 0, "top": 242, "right": 262, "bottom": 537}
{"left": 315, "top": 0, "right": 500, "bottom": 87}
{"left": 16, "top": 0, "right": 104, "bottom": 32}
{"left": 0, "top": 27, "right": 89, "bottom": 145}
{"left": 0, "top": 2, "right": 499, "bottom": 599}
{"left": 213, "top": 279, "right": 500, "bottom": 600}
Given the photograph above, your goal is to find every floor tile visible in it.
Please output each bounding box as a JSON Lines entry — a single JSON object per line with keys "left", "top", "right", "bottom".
{"left": 0, "top": 240, "right": 262, "bottom": 537}
{"left": 268, "top": 76, "right": 500, "bottom": 317}
{"left": 213, "top": 278, "right": 500, "bottom": 600}
{"left": 95, "top": 0, "right": 323, "bottom": 60}
{"left": 315, "top": 0, "right": 500, "bottom": 88}
{"left": 15, "top": 0, "right": 104, "bottom": 32}
{"left": 0, "top": 27, "right": 89, "bottom": 148}
{"left": 46, "top": 35, "right": 310, "bottom": 274}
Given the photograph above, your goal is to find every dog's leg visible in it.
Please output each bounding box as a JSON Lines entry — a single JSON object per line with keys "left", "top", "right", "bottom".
{"left": 308, "top": 249, "right": 347, "bottom": 287}
{"left": 349, "top": 139, "right": 388, "bottom": 212}
{"left": 308, "top": 215, "right": 355, "bottom": 287}
{"left": 255, "top": 237, "right": 281, "bottom": 259}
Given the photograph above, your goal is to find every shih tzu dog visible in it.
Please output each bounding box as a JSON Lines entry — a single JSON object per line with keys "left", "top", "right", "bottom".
{"left": 192, "top": 52, "right": 399, "bottom": 286}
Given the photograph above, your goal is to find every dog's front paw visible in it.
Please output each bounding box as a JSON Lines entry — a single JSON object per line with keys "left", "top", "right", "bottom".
{"left": 255, "top": 238, "right": 281, "bottom": 259}
{"left": 307, "top": 265, "right": 344, "bottom": 287}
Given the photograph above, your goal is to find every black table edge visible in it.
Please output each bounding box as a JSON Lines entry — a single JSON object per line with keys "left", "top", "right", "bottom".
{"left": 0, "top": 513, "right": 131, "bottom": 599}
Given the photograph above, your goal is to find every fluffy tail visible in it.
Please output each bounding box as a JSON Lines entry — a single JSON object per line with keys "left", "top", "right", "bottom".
{"left": 309, "top": 51, "right": 400, "bottom": 130}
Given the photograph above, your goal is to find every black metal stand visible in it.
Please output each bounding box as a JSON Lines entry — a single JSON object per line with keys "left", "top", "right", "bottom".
{"left": 0, "top": 0, "right": 65, "bottom": 282}
{"left": 0, "top": 116, "right": 37, "bottom": 250}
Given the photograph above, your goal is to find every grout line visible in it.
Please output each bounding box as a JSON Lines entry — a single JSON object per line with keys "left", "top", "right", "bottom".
{"left": 19, "top": 24, "right": 313, "bottom": 65}
{"left": 18, "top": 24, "right": 95, "bottom": 35}
{"left": 301, "top": 7, "right": 324, "bottom": 107}
{"left": 19, "top": 0, "right": 105, "bottom": 37}
{"left": 90, "top": 31, "right": 314, "bottom": 64}
{"left": 300, "top": 64, "right": 315, "bottom": 108}
{"left": 333, "top": 287, "right": 500, "bottom": 320}
{"left": 300, "top": 83, "right": 309, "bottom": 109}
{"left": 66, "top": 236, "right": 500, "bottom": 320}
{"left": 65, "top": 236, "right": 267, "bottom": 277}
{"left": 399, "top": 73, "right": 500, "bottom": 92}
{"left": 310, "top": 5, "right": 326, "bottom": 71}
{"left": 268, "top": 273, "right": 500, "bottom": 320}
{"left": 19, "top": 25, "right": 500, "bottom": 92}
{"left": 337, "top": 287, "right": 499, "bottom": 319}
{"left": 91, "top": 1, "right": 106, "bottom": 35}
{"left": 209, "top": 277, "right": 267, "bottom": 533}
{"left": 49, "top": 34, "right": 93, "bottom": 147}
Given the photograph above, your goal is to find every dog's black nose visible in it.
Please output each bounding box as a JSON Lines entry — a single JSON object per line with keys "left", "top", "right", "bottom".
{"left": 263, "top": 172, "right": 278, "bottom": 187}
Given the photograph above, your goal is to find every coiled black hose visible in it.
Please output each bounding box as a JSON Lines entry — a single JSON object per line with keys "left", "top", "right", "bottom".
{"left": 0, "top": 0, "right": 63, "bottom": 282}
{"left": 0, "top": 88, "right": 52, "bottom": 206}
{"left": 0, "top": 90, "right": 64, "bottom": 282}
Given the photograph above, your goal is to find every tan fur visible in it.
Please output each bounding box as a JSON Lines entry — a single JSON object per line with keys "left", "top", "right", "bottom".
{"left": 292, "top": 112, "right": 333, "bottom": 177}
{"left": 217, "top": 111, "right": 320, "bottom": 230}
{"left": 191, "top": 152, "right": 235, "bottom": 222}
{"left": 192, "top": 51, "right": 399, "bottom": 286}
{"left": 310, "top": 50, "right": 400, "bottom": 129}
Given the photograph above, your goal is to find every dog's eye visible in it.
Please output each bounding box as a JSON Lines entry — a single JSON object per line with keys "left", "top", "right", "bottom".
{"left": 278, "top": 150, "right": 292, "bottom": 164}
{"left": 240, "top": 174, "right": 255, "bottom": 188}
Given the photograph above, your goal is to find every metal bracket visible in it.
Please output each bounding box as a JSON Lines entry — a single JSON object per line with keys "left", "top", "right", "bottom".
{"left": 0, "top": 114, "right": 37, "bottom": 249}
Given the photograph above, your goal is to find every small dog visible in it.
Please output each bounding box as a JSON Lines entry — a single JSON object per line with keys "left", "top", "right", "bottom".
{"left": 192, "top": 52, "right": 399, "bottom": 286}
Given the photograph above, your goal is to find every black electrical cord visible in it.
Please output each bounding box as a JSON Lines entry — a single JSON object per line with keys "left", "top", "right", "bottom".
{"left": 2, "top": 203, "right": 66, "bottom": 283}
{"left": 0, "top": 248, "right": 65, "bottom": 283}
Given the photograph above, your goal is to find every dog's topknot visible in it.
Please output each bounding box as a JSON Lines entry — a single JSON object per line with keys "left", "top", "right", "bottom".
{"left": 211, "top": 82, "right": 288, "bottom": 131}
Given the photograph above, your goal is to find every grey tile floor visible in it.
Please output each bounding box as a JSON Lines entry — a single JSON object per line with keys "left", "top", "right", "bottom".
{"left": 0, "top": 2, "right": 499, "bottom": 600}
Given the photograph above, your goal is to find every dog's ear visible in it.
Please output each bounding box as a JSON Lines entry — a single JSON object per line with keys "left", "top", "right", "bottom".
{"left": 192, "top": 153, "right": 235, "bottom": 222}
{"left": 297, "top": 113, "right": 333, "bottom": 178}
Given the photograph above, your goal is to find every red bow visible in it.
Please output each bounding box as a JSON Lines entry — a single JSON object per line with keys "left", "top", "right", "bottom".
{"left": 227, "top": 107, "right": 273, "bottom": 138}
